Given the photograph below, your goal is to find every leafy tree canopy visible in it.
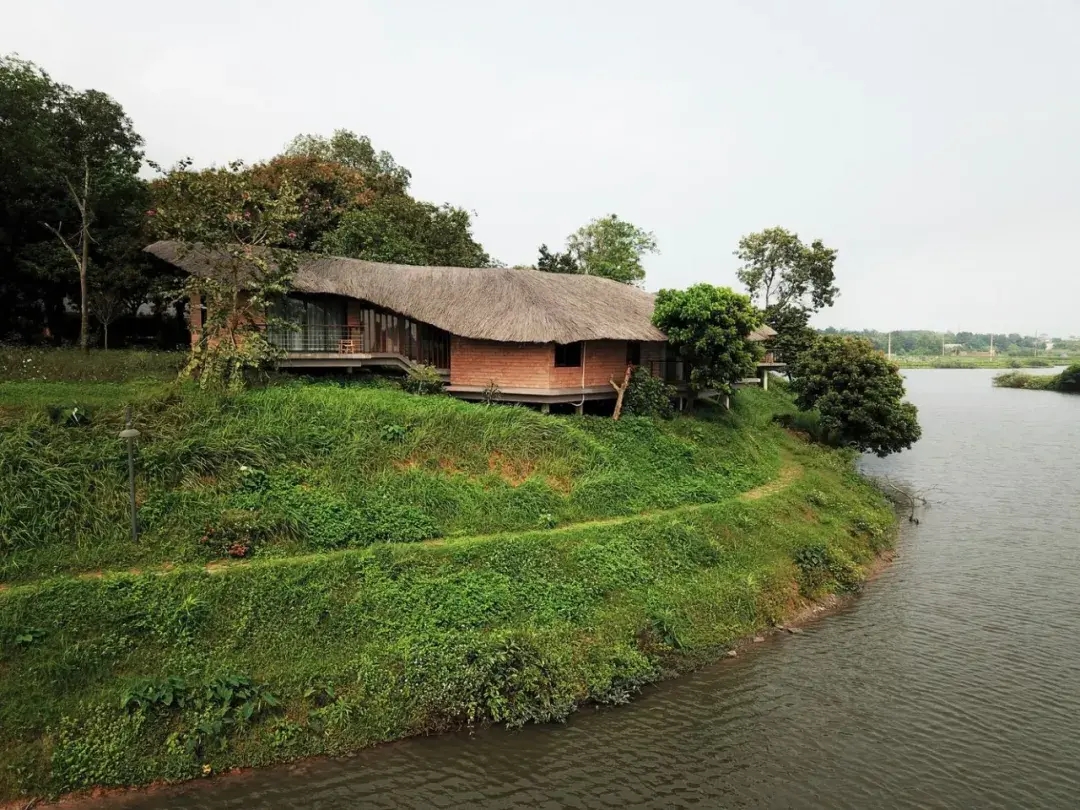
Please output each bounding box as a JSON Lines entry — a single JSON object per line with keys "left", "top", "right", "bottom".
{"left": 283, "top": 129, "right": 411, "bottom": 193}
{"left": 536, "top": 244, "right": 579, "bottom": 274}
{"left": 764, "top": 303, "right": 815, "bottom": 366}
{"left": 150, "top": 134, "right": 491, "bottom": 268}
{"left": 652, "top": 284, "right": 761, "bottom": 396}
{"left": 321, "top": 196, "right": 491, "bottom": 268}
{"left": 790, "top": 335, "right": 921, "bottom": 457}
{"left": 736, "top": 227, "right": 837, "bottom": 313}
{"left": 0, "top": 54, "right": 148, "bottom": 341}
{"left": 536, "top": 214, "right": 656, "bottom": 284}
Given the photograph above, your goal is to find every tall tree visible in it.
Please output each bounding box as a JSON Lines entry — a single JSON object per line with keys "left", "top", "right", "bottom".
{"left": 283, "top": 129, "right": 411, "bottom": 193}
{"left": 652, "top": 284, "right": 761, "bottom": 404}
{"left": 790, "top": 335, "right": 921, "bottom": 456}
{"left": 563, "top": 214, "right": 657, "bottom": 284}
{"left": 322, "top": 195, "right": 490, "bottom": 267}
{"left": 736, "top": 227, "right": 838, "bottom": 312}
{"left": 0, "top": 55, "right": 147, "bottom": 344}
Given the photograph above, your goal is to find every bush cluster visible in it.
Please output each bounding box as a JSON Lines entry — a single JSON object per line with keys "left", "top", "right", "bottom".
{"left": 622, "top": 367, "right": 675, "bottom": 419}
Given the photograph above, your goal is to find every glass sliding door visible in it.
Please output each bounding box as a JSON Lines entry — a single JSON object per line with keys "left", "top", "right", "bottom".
{"left": 269, "top": 296, "right": 347, "bottom": 352}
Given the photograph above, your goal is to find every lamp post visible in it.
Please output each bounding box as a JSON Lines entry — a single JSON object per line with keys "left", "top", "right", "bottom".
{"left": 119, "top": 406, "right": 140, "bottom": 543}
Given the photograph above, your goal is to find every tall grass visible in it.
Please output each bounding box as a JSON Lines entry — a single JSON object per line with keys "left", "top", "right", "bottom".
{"left": 0, "top": 381, "right": 783, "bottom": 582}
{"left": 0, "top": 346, "right": 185, "bottom": 383}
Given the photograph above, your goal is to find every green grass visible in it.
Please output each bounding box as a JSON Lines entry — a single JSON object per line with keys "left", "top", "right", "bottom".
{"left": 0, "top": 355, "right": 896, "bottom": 801}
{"left": 0, "top": 381, "right": 778, "bottom": 583}
{"left": 0, "top": 346, "right": 185, "bottom": 383}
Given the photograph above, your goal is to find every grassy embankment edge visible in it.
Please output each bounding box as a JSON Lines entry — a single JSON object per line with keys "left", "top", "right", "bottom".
{"left": 993, "top": 363, "right": 1080, "bottom": 392}
{"left": 891, "top": 355, "right": 1076, "bottom": 370}
{"left": 0, "top": 382, "right": 896, "bottom": 803}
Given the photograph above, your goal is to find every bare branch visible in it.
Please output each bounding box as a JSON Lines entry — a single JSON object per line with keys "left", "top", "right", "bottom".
{"left": 42, "top": 221, "right": 82, "bottom": 270}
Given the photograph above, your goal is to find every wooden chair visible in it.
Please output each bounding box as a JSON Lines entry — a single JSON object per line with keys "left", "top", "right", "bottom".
{"left": 338, "top": 325, "right": 360, "bottom": 354}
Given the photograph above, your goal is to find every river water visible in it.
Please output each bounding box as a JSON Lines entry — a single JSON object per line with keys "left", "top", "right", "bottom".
{"left": 82, "top": 369, "right": 1080, "bottom": 809}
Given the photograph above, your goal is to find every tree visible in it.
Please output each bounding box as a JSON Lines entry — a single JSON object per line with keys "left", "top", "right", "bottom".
{"left": 652, "top": 284, "right": 762, "bottom": 403}
{"left": 88, "top": 286, "right": 132, "bottom": 349}
{"left": 322, "top": 196, "right": 491, "bottom": 267}
{"left": 565, "top": 214, "right": 657, "bottom": 284}
{"left": 790, "top": 335, "right": 921, "bottom": 457}
{"left": 248, "top": 155, "right": 374, "bottom": 251}
{"left": 153, "top": 133, "right": 492, "bottom": 269}
{"left": 0, "top": 56, "right": 147, "bottom": 344}
{"left": 736, "top": 227, "right": 837, "bottom": 312}
{"left": 283, "top": 129, "right": 410, "bottom": 193}
{"left": 765, "top": 303, "right": 816, "bottom": 368}
{"left": 536, "top": 244, "right": 580, "bottom": 274}
{"left": 149, "top": 160, "right": 302, "bottom": 390}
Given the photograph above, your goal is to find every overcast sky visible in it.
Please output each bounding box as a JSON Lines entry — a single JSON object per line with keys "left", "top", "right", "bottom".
{"left": 5, "top": 1, "right": 1078, "bottom": 336}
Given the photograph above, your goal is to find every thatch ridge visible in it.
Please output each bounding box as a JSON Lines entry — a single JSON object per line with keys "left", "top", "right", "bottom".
{"left": 146, "top": 241, "right": 668, "bottom": 344}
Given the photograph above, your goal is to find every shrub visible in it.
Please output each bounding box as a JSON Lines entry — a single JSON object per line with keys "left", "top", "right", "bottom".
{"left": 993, "top": 372, "right": 1057, "bottom": 390}
{"left": 401, "top": 364, "right": 444, "bottom": 395}
{"left": 791, "top": 335, "right": 921, "bottom": 456}
{"left": 623, "top": 367, "right": 675, "bottom": 419}
{"left": 1056, "top": 363, "right": 1080, "bottom": 393}
{"left": 379, "top": 423, "right": 408, "bottom": 442}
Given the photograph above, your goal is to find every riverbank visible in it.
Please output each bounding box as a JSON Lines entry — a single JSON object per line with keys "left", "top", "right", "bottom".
{"left": 890, "top": 355, "right": 1075, "bottom": 370}
{"left": 993, "top": 363, "right": 1080, "bottom": 393}
{"left": 0, "top": 370, "right": 895, "bottom": 804}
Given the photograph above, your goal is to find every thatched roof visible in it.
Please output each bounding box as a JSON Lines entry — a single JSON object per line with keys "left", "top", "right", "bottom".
{"left": 749, "top": 324, "right": 777, "bottom": 342}
{"left": 146, "top": 241, "right": 668, "bottom": 343}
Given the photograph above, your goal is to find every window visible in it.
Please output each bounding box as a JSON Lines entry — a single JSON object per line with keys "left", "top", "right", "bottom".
{"left": 554, "top": 342, "right": 583, "bottom": 367}
{"left": 626, "top": 341, "right": 641, "bottom": 366}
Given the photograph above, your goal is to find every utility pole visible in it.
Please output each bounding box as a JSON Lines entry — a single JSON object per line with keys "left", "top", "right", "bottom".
{"left": 990, "top": 333, "right": 994, "bottom": 358}
{"left": 887, "top": 331, "right": 892, "bottom": 360}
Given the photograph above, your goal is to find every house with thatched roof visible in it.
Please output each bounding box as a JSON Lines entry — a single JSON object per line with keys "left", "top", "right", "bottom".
{"left": 147, "top": 241, "right": 775, "bottom": 408}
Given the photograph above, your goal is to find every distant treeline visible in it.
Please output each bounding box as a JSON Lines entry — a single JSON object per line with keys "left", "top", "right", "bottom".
{"left": 818, "top": 328, "right": 1080, "bottom": 357}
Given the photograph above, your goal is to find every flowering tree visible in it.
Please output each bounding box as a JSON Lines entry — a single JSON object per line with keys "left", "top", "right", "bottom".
{"left": 149, "top": 160, "right": 302, "bottom": 391}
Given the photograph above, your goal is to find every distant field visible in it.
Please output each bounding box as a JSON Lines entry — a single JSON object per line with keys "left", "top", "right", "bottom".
{"left": 890, "top": 355, "right": 1076, "bottom": 370}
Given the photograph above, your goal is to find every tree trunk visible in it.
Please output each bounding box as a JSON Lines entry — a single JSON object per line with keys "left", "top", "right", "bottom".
{"left": 103, "top": 322, "right": 109, "bottom": 350}
{"left": 78, "top": 159, "right": 90, "bottom": 354}
{"left": 610, "top": 365, "right": 632, "bottom": 420}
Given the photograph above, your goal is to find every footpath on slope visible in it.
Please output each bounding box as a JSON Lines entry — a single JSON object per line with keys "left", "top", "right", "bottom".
{"left": 0, "top": 457, "right": 804, "bottom": 594}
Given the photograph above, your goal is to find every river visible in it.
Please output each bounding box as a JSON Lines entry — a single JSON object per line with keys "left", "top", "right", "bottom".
{"left": 78, "top": 369, "right": 1080, "bottom": 809}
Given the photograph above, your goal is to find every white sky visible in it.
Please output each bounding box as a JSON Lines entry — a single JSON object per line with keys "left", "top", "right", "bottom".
{"left": 5, "top": 0, "right": 1079, "bottom": 336}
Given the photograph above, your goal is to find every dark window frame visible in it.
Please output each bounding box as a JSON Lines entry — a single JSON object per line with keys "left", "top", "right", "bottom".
{"left": 554, "top": 341, "right": 583, "bottom": 368}
{"left": 626, "top": 341, "right": 642, "bottom": 367}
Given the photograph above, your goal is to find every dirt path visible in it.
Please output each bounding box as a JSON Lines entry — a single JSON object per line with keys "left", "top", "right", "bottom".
{"left": 3, "top": 458, "right": 805, "bottom": 592}
{"left": 740, "top": 459, "right": 802, "bottom": 501}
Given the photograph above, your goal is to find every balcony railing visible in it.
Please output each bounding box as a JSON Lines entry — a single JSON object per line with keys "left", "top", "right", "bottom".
{"left": 266, "top": 321, "right": 450, "bottom": 369}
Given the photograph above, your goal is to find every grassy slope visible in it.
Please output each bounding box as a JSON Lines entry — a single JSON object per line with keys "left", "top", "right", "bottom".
{"left": 0, "top": 359, "right": 894, "bottom": 801}
{"left": 0, "top": 380, "right": 775, "bottom": 583}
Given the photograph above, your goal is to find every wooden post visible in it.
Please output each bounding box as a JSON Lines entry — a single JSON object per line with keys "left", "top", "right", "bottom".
{"left": 575, "top": 402, "right": 583, "bottom": 415}
{"left": 540, "top": 403, "right": 550, "bottom": 414}
{"left": 610, "top": 365, "right": 632, "bottom": 420}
